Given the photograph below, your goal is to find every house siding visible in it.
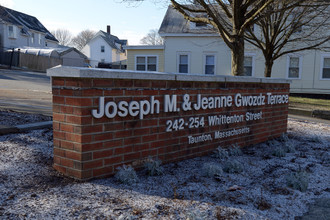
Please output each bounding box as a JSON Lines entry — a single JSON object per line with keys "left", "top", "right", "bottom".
{"left": 158, "top": 4, "right": 330, "bottom": 94}
{"left": 46, "top": 40, "right": 59, "bottom": 48}
{"left": 82, "top": 38, "right": 113, "bottom": 67}
{"left": 164, "top": 37, "right": 231, "bottom": 75}
{"left": 61, "top": 50, "right": 85, "bottom": 67}
{"left": 1, "top": 24, "right": 57, "bottom": 50}
{"left": 162, "top": 36, "right": 330, "bottom": 94}
{"left": 82, "top": 36, "right": 126, "bottom": 68}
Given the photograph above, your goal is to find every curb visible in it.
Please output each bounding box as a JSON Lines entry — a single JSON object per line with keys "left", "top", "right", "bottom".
{"left": 0, "top": 125, "right": 19, "bottom": 135}
{"left": 313, "top": 110, "right": 330, "bottom": 120}
{"left": 0, "top": 121, "right": 53, "bottom": 135}
{"left": 289, "top": 108, "right": 312, "bottom": 117}
{"left": 289, "top": 108, "right": 330, "bottom": 120}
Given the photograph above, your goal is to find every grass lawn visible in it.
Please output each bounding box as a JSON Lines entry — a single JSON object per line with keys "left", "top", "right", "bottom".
{"left": 289, "top": 96, "right": 330, "bottom": 111}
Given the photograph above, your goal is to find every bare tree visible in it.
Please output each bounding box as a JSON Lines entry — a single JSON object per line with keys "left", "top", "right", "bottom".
{"left": 71, "top": 29, "right": 96, "bottom": 51}
{"left": 245, "top": 0, "right": 330, "bottom": 77}
{"left": 124, "top": 0, "right": 285, "bottom": 76}
{"left": 140, "top": 29, "right": 164, "bottom": 45}
{"left": 51, "top": 29, "right": 73, "bottom": 46}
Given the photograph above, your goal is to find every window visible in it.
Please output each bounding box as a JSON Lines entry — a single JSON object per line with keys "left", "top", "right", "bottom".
{"left": 20, "top": 28, "right": 28, "bottom": 35}
{"left": 38, "top": 34, "right": 42, "bottom": 44}
{"left": 196, "top": 22, "right": 207, "bottom": 27}
{"left": 204, "top": 55, "right": 215, "bottom": 75}
{"left": 31, "top": 33, "right": 35, "bottom": 44}
{"left": 321, "top": 56, "right": 330, "bottom": 79}
{"left": 136, "top": 57, "right": 146, "bottom": 71}
{"left": 101, "top": 46, "right": 105, "bottom": 53}
{"left": 147, "top": 56, "right": 157, "bottom": 71}
{"left": 8, "top": 25, "right": 16, "bottom": 38}
{"left": 244, "top": 56, "right": 253, "bottom": 76}
{"left": 136, "top": 56, "right": 157, "bottom": 71}
{"left": 178, "top": 54, "right": 189, "bottom": 73}
{"left": 288, "top": 56, "right": 301, "bottom": 79}
{"left": 192, "top": 15, "right": 208, "bottom": 29}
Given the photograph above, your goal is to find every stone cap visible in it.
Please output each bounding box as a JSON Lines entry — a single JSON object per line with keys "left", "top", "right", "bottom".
{"left": 47, "top": 65, "right": 291, "bottom": 84}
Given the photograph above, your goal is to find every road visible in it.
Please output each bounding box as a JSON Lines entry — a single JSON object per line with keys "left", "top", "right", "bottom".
{"left": 0, "top": 68, "right": 52, "bottom": 116}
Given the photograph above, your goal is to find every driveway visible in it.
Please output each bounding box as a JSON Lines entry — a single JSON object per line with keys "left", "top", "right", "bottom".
{"left": 0, "top": 68, "right": 52, "bottom": 116}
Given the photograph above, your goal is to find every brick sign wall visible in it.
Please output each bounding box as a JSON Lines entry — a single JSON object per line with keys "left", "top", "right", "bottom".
{"left": 47, "top": 67, "right": 290, "bottom": 180}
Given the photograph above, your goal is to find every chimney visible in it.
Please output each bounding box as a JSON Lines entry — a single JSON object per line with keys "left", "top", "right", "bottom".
{"left": 107, "top": 25, "right": 111, "bottom": 34}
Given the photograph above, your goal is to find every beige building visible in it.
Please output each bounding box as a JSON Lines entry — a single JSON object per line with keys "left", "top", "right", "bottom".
{"left": 124, "top": 45, "right": 165, "bottom": 72}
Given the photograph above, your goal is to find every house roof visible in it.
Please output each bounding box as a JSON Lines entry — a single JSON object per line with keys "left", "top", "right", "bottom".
{"left": 0, "top": 6, "right": 58, "bottom": 42}
{"left": 55, "top": 45, "right": 88, "bottom": 59}
{"left": 12, "top": 48, "right": 60, "bottom": 57}
{"left": 91, "top": 31, "right": 127, "bottom": 52}
{"left": 123, "top": 45, "right": 165, "bottom": 50}
{"left": 159, "top": 5, "right": 218, "bottom": 36}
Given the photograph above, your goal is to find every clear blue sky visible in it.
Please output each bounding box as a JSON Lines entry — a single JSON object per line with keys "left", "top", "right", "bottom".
{"left": 0, "top": 0, "right": 168, "bottom": 45}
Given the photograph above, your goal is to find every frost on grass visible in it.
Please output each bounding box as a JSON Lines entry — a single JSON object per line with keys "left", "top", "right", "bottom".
{"left": 0, "top": 118, "right": 329, "bottom": 219}
{"left": 286, "top": 170, "right": 309, "bottom": 192}
{"left": 223, "top": 160, "right": 243, "bottom": 174}
{"left": 144, "top": 157, "right": 164, "bottom": 176}
{"left": 272, "top": 147, "right": 286, "bottom": 158}
{"left": 213, "top": 146, "right": 229, "bottom": 160}
{"left": 213, "top": 144, "right": 243, "bottom": 160}
{"left": 202, "top": 162, "right": 223, "bottom": 178}
{"left": 319, "top": 152, "right": 330, "bottom": 167}
{"left": 118, "top": 214, "right": 138, "bottom": 220}
{"left": 115, "top": 165, "right": 139, "bottom": 185}
{"left": 228, "top": 144, "right": 243, "bottom": 156}
{"left": 281, "top": 134, "right": 296, "bottom": 153}
{"left": 186, "top": 209, "right": 208, "bottom": 220}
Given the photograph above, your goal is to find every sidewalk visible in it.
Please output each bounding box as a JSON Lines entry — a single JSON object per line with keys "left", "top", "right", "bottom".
{"left": 0, "top": 121, "right": 53, "bottom": 135}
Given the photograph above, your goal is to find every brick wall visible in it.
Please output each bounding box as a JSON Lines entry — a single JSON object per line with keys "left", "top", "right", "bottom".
{"left": 48, "top": 67, "right": 290, "bottom": 180}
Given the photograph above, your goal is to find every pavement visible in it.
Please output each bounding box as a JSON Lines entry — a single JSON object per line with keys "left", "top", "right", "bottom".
{"left": 0, "top": 68, "right": 52, "bottom": 116}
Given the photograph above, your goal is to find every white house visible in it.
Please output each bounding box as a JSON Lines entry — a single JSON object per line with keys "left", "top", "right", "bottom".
{"left": 81, "top": 26, "right": 127, "bottom": 67}
{"left": 0, "top": 6, "right": 58, "bottom": 50}
{"left": 125, "top": 6, "right": 330, "bottom": 94}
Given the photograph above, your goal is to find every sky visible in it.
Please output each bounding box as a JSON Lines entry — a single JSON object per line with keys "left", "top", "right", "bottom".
{"left": 0, "top": 0, "right": 168, "bottom": 45}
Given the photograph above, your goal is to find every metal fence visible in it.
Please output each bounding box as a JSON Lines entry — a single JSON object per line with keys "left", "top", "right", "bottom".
{"left": 0, "top": 47, "right": 86, "bottom": 72}
{"left": 0, "top": 47, "right": 19, "bottom": 68}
